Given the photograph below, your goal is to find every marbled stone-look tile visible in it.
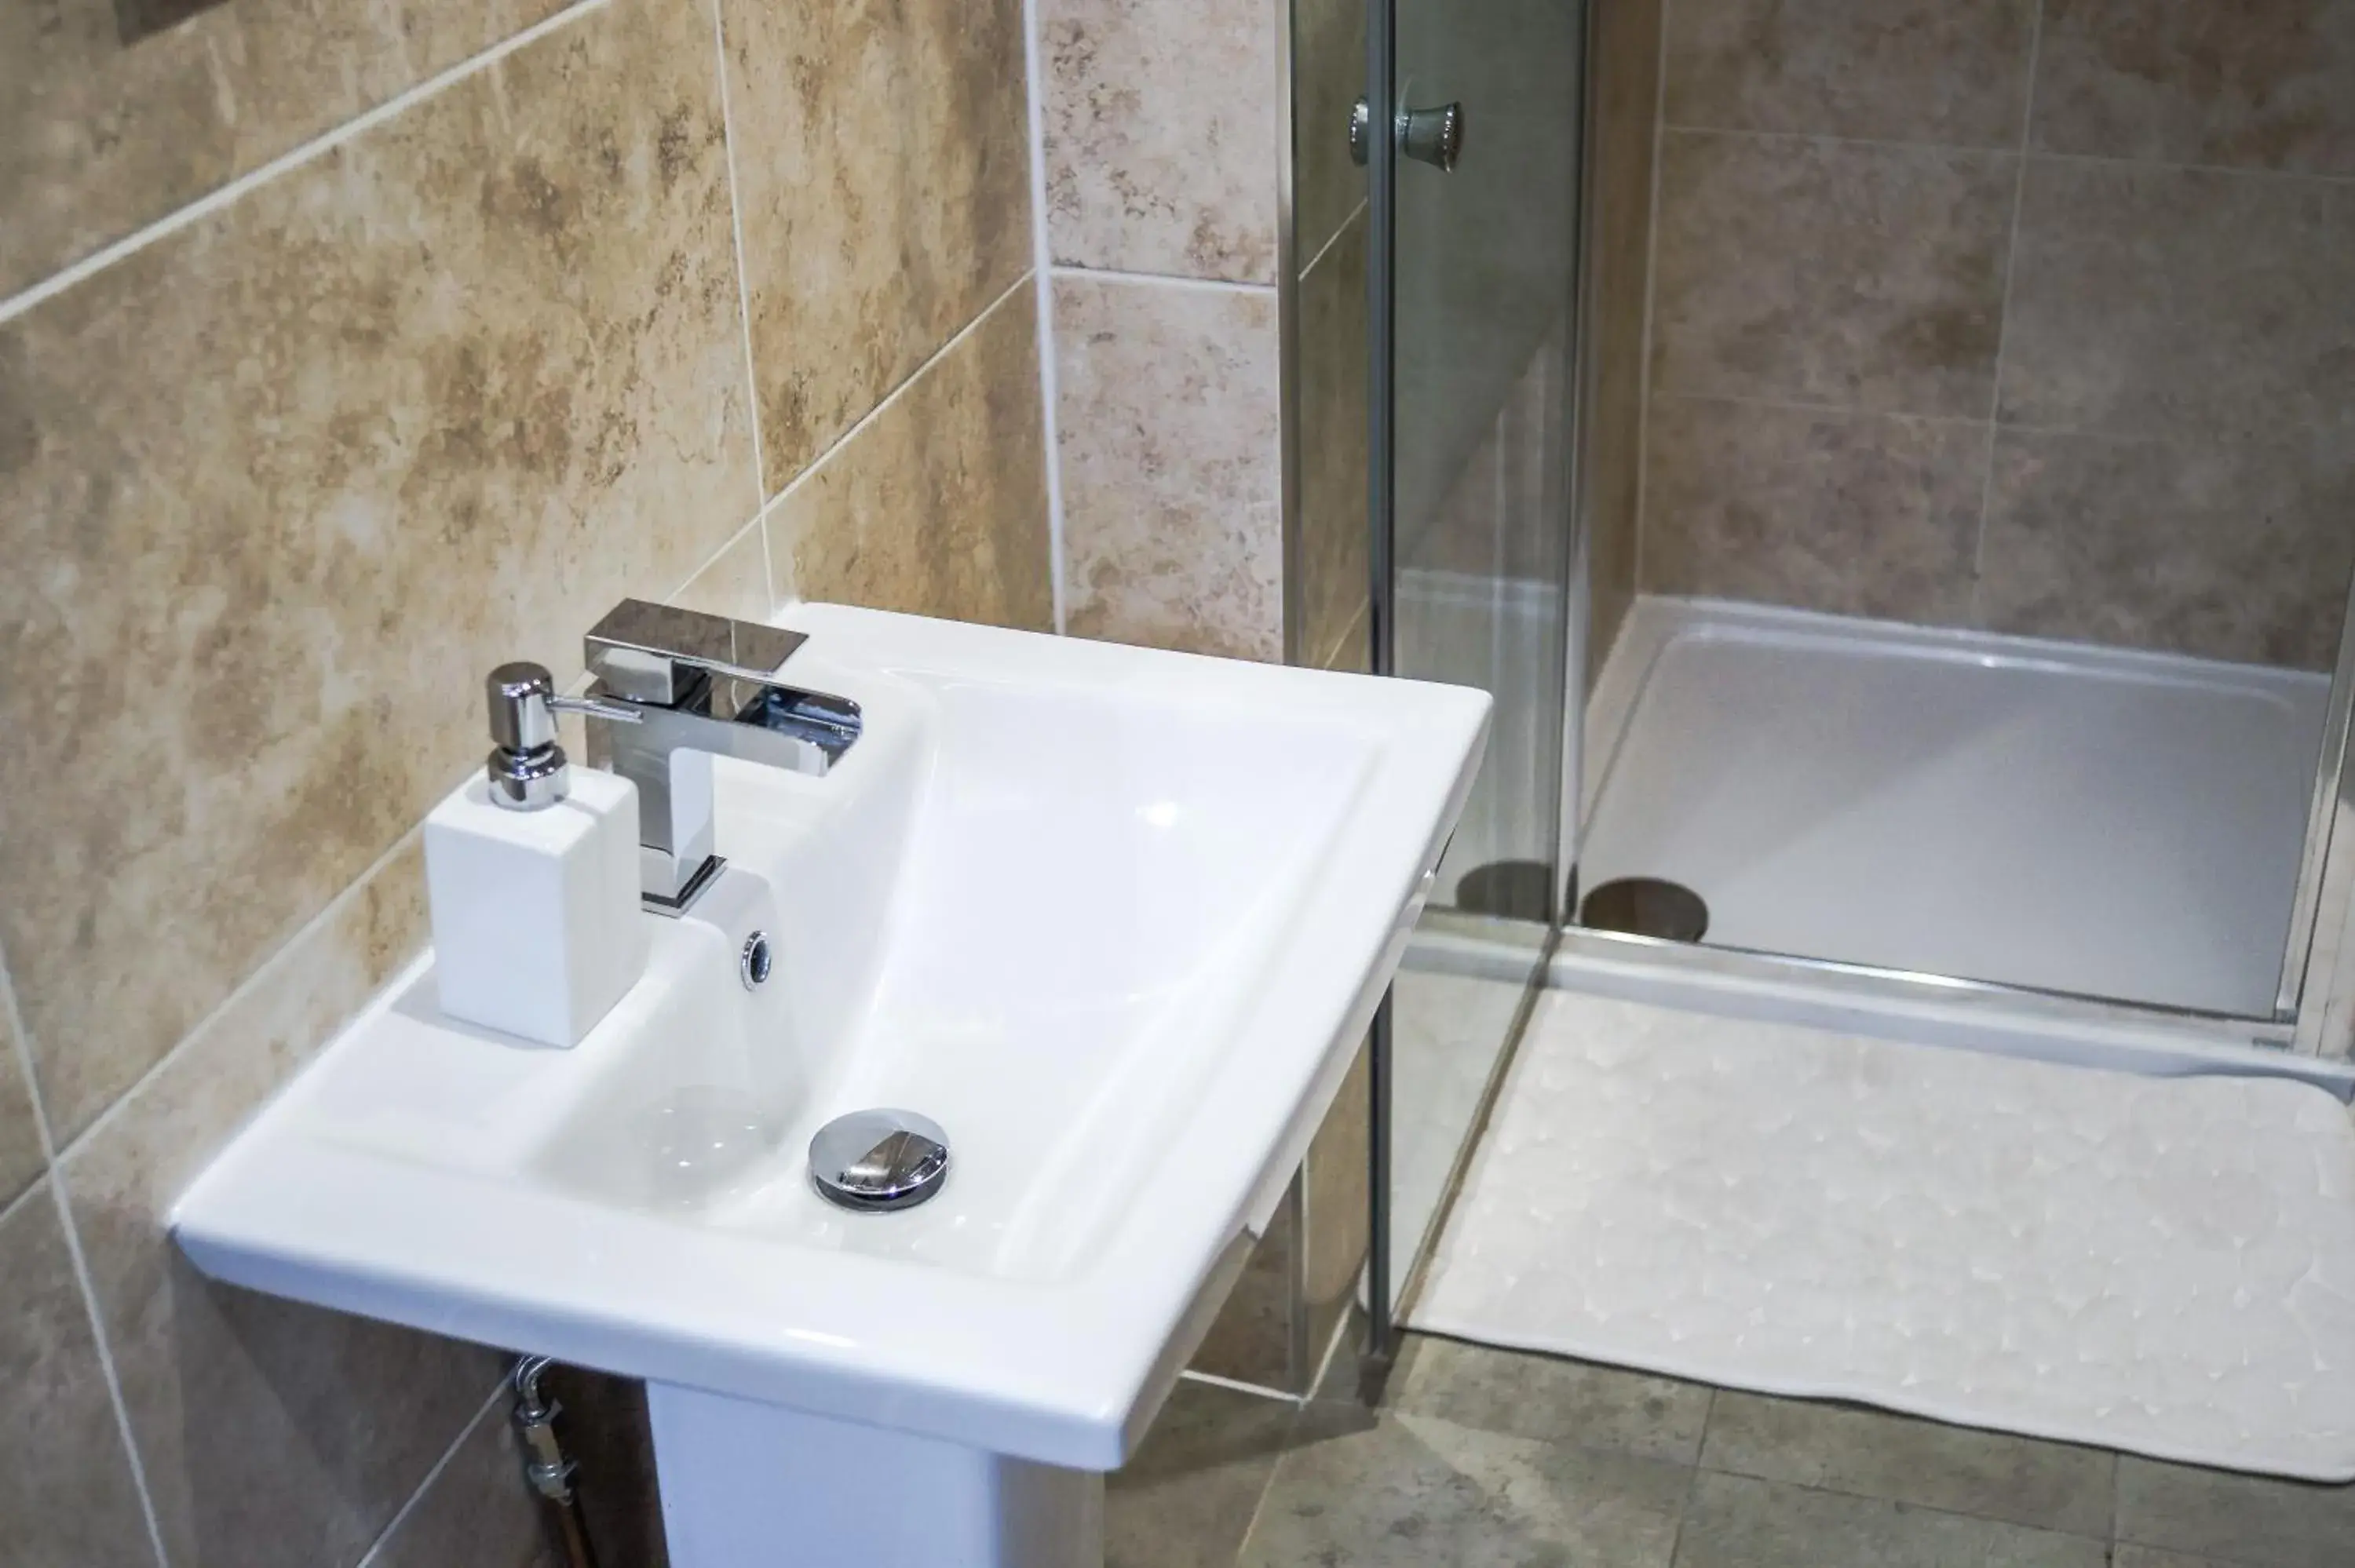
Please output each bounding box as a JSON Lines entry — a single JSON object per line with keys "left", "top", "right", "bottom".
{"left": 1301, "top": 1041, "right": 1369, "bottom": 1366}
{"left": 1041, "top": 0, "right": 1278, "bottom": 283}
{"left": 0, "top": 1182, "right": 159, "bottom": 1568}
{"left": 1980, "top": 428, "right": 2355, "bottom": 669}
{"left": 2034, "top": 0, "right": 2355, "bottom": 176}
{"left": 1665, "top": 0, "right": 2035, "bottom": 146}
{"left": 1190, "top": 1180, "right": 1298, "bottom": 1391}
{"left": 1108, "top": 1378, "right": 1295, "bottom": 1568}
{"left": 1675, "top": 1471, "right": 2109, "bottom": 1568}
{"left": 1641, "top": 397, "right": 1984, "bottom": 623}
{"left": 1056, "top": 275, "right": 1283, "bottom": 661}
{"left": 767, "top": 282, "right": 1053, "bottom": 632}
{"left": 1652, "top": 131, "right": 2014, "bottom": 419}
{"left": 0, "top": 0, "right": 754, "bottom": 1143}
{"left": 368, "top": 1397, "right": 555, "bottom": 1568}
{"left": 669, "top": 516, "right": 774, "bottom": 625}
{"left": 1240, "top": 1410, "right": 1689, "bottom": 1568}
{"left": 1291, "top": 0, "right": 1367, "bottom": 270}
{"left": 1699, "top": 1391, "right": 2116, "bottom": 1538}
{"left": 0, "top": 990, "right": 46, "bottom": 1211}
{"left": 726, "top": 0, "right": 1031, "bottom": 487}
{"left": 1298, "top": 210, "right": 1370, "bottom": 671}
{"left": 0, "top": 0, "right": 574, "bottom": 298}
{"left": 542, "top": 1368, "right": 670, "bottom": 1568}
{"left": 2111, "top": 1549, "right": 2239, "bottom": 1568}
{"left": 2116, "top": 1454, "right": 2355, "bottom": 1568}
{"left": 1999, "top": 157, "right": 2355, "bottom": 439}
{"left": 57, "top": 839, "right": 506, "bottom": 1568}
{"left": 1393, "top": 1336, "right": 1713, "bottom": 1464}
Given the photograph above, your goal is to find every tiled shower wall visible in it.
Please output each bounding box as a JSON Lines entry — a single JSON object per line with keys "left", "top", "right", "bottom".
{"left": 0, "top": 0, "right": 1050, "bottom": 1558}
{"left": 1632, "top": 0, "right": 2355, "bottom": 672}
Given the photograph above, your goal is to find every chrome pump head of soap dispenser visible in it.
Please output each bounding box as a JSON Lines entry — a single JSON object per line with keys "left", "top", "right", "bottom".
{"left": 481, "top": 663, "right": 643, "bottom": 811}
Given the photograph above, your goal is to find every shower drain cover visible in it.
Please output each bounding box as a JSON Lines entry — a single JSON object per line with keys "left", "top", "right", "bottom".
{"left": 809, "top": 1109, "right": 951, "bottom": 1212}
{"left": 1579, "top": 877, "right": 1709, "bottom": 943}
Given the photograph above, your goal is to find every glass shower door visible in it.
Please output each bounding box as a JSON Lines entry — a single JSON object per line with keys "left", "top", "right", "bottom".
{"left": 1370, "top": 0, "right": 1587, "bottom": 1329}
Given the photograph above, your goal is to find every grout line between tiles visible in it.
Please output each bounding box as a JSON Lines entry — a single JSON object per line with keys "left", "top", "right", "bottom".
{"left": 663, "top": 505, "right": 769, "bottom": 607}
{"left": 0, "top": 0, "right": 614, "bottom": 329}
{"left": 1658, "top": 119, "right": 2355, "bottom": 189}
{"left": 0, "top": 946, "right": 173, "bottom": 1568}
{"left": 1019, "top": 0, "right": 1071, "bottom": 635}
{"left": 1630, "top": 0, "right": 1674, "bottom": 595}
{"left": 352, "top": 1379, "right": 512, "bottom": 1568}
{"left": 1049, "top": 263, "right": 1280, "bottom": 297}
{"left": 1179, "top": 1367, "right": 1307, "bottom": 1406}
{"left": 699, "top": 0, "right": 774, "bottom": 598}
{"left": 1652, "top": 388, "right": 1991, "bottom": 428}
{"left": 53, "top": 818, "right": 434, "bottom": 1173}
{"left": 760, "top": 271, "right": 1039, "bottom": 581}
{"left": 1967, "top": 0, "right": 2048, "bottom": 625}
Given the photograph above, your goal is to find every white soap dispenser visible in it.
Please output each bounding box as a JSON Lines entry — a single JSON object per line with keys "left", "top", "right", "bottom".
{"left": 423, "top": 663, "right": 648, "bottom": 1048}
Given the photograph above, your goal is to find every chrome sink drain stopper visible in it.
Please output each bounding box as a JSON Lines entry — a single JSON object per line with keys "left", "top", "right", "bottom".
{"left": 809, "top": 1109, "right": 950, "bottom": 1212}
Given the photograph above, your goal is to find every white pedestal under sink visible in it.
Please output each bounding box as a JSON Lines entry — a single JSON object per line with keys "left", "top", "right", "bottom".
{"left": 170, "top": 604, "right": 1488, "bottom": 1563}
{"left": 652, "top": 1384, "right": 1104, "bottom": 1567}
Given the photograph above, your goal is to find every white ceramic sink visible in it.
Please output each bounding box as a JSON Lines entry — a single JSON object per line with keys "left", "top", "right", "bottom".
{"left": 173, "top": 604, "right": 1487, "bottom": 1566}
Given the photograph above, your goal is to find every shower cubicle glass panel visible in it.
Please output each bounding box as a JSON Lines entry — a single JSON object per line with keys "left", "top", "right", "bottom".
{"left": 1372, "top": 0, "right": 1587, "bottom": 1304}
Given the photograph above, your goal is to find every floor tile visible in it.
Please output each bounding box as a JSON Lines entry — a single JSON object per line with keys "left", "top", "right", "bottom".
{"left": 1108, "top": 1378, "right": 1297, "bottom": 1568}
{"left": 2116, "top": 1455, "right": 2355, "bottom": 1568}
{"left": 1699, "top": 1390, "right": 2115, "bottom": 1537}
{"left": 1393, "top": 1333, "right": 1714, "bottom": 1464}
{"left": 1240, "top": 1409, "right": 1689, "bottom": 1568}
{"left": 2112, "top": 1547, "right": 2245, "bottom": 1568}
{"left": 1672, "top": 1470, "right": 2109, "bottom": 1568}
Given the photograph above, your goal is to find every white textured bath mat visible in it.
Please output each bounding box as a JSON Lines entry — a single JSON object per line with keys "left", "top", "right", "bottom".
{"left": 1411, "top": 992, "right": 2355, "bottom": 1480}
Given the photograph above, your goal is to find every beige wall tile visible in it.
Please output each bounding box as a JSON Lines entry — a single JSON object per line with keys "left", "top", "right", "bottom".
{"left": 726, "top": 0, "right": 1032, "bottom": 487}
{"left": 1291, "top": 0, "right": 1367, "bottom": 269}
{"left": 768, "top": 282, "right": 1053, "bottom": 631}
{"left": 1188, "top": 1181, "right": 1298, "bottom": 1390}
{"left": 543, "top": 1368, "right": 670, "bottom": 1568}
{"left": 1042, "top": 0, "right": 1279, "bottom": 283}
{"left": 1298, "top": 210, "right": 1371, "bottom": 672}
{"left": 1651, "top": 130, "right": 2014, "bottom": 419}
{"left": 1999, "top": 157, "right": 2355, "bottom": 439}
{"left": 57, "top": 839, "right": 505, "bottom": 1568}
{"left": 1642, "top": 396, "right": 1983, "bottom": 623}
{"left": 0, "top": 0, "right": 574, "bottom": 299}
{"left": 0, "top": 994, "right": 45, "bottom": 1212}
{"left": 368, "top": 1398, "right": 555, "bottom": 1568}
{"left": 0, "top": 0, "right": 755, "bottom": 1144}
{"left": 1300, "top": 1040, "right": 1369, "bottom": 1368}
{"left": 0, "top": 1181, "right": 159, "bottom": 1568}
{"left": 1665, "top": 0, "right": 2035, "bottom": 146}
{"left": 670, "top": 517, "right": 774, "bottom": 625}
{"left": 1587, "top": 0, "right": 1661, "bottom": 686}
{"left": 2033, "top": 0, "right": 2355, "bottom": 176}
{"left": 1981, "top": 428, "right": 2355, "bottom": 669}
{"left": 1057, "top": 275, "right": 1283, "bottom": 660}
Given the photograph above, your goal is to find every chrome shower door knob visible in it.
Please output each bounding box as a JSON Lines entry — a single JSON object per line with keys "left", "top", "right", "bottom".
{"left": 1349, "top": 96, "right": 1467, "bottom": 172}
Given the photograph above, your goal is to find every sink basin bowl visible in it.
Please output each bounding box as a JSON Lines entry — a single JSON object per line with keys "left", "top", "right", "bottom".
{"left": 173, "top": 604, "right": 1487, "bottom": 1563}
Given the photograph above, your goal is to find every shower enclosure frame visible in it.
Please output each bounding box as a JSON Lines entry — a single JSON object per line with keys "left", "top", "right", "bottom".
{"left": 1362, "top": 0, "right": 2355, "bottom": 1359}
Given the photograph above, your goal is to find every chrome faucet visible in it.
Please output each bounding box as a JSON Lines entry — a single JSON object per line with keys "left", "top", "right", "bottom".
{"left": 578, "top": 599, "right": 862, "bottom": 913}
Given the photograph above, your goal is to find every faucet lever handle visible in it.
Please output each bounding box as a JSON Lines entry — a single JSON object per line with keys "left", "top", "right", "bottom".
{"left": 583, "top": 599, "right": 809, "bottom": 706}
